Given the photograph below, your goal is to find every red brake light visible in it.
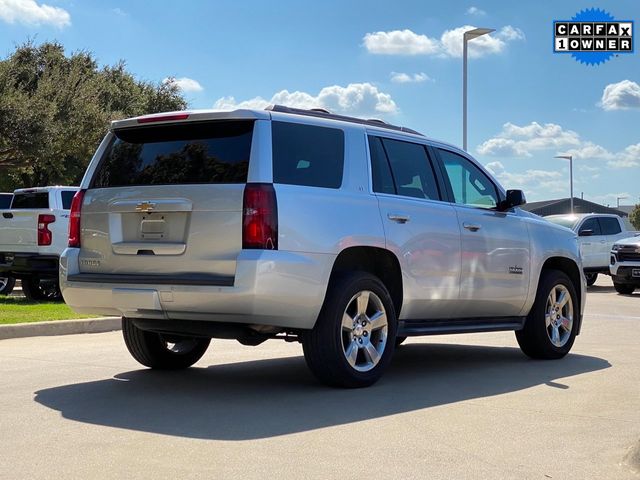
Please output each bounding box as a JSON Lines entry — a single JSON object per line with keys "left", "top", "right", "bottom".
{"left": 242, "top": 184, "right": 278, "bottom": 250}
{"left": 68, "top": 190, "right": 86, "bottom": 248}
{"left": 37, "top": 214, "right": 55, "bottom": 246}
{"left": 137, "top": 113, "right": 190, "bottom": 124}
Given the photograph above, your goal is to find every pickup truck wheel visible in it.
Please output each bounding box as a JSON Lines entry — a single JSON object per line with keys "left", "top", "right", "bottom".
{"left": 22, "top": 277, "right": 62, "bottom": 301}
{"left": 0, "top": 276, "right": 15, "bottom": 295}
{"left": 302, "top": 272, "right": 397, "bottom": 388}
{"left": 516, "top": 269, "right": 578, "bottom": 360}
{"left": 614, "top": 283, "right": 635, "bottom": 295}
{"left": 122, "top": 318, "right": 211, "bottom": 369}
{"left": 585, "top": 272, "right": 597, "bottom": 286}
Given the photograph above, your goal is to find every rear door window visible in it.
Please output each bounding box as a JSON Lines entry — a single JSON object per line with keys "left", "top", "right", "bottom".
{"left": 10, "top": 192, "right": 49, "bottom": 209}
{"left": 91, "top": 121, "right": 254, "bottom": 188}
{"left": 60, "top": 191, "right": 76, "bottom": 210}
{"left": 599, "top": 217, "right": 622, "bottom": 235}
{"left": 272, "top": 122, "right": 344, "bottom": 188}
{"left": 0, "top": 194, "right": 12, "bottom": 209}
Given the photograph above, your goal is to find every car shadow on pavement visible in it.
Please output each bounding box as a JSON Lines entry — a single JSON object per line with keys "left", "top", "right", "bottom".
{"left": 34, "top": 343, "right": 610, "bottom": 440}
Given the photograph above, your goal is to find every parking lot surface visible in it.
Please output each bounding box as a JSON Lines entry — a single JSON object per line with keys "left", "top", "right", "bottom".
{"left": 0, "top": 276, "right": 638, "bottom": 480}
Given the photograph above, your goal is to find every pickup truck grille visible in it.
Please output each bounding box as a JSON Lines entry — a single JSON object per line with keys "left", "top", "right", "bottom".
{"left": 618, "top": 251, "right": 640, "bottom": 262}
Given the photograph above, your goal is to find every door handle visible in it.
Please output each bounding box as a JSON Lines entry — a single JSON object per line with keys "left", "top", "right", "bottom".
{"left": 388, "top": 213, "right": 410, "bottom": 224}
{"left": 463, "top": 222, "right": 481, "bottom": 232}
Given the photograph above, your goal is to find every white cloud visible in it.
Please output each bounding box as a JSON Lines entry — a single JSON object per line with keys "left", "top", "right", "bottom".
{"left": 213, "top": 83, "right": 398, "bottom": 117}
{"left": 484, "top": 160, "right": 566, "bottom": 197}
{"left": 466, "top": 6, "right": 486, "bottom": 16}
{"left": 588, "top": 192, "right": 632, "bottom": 206}
{"left": 390, "top": 72, "right": 431, "bottom": 83}
{"left": 600, "top": 80, "right": 640, "bottom": 110}
{"left": 363, "top": 25, "right": 524, "bottom": 58}
{"left": 163, "top": 77, "right": 204, "bottom": 93}
{"left": 477, "top": 122, "right": 580, "bottom": 157}
{"left": 0, "top": 0, "right": 70, "bottom": 28}
{"left": 363, "top": 29, "right": 440, "bottom": 55}
{"left": 608, "top": 143, "right": 640, "bottom": 168}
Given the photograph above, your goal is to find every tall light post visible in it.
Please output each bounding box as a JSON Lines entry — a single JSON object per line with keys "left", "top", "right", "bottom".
{"left": 555, "top": 155, "right": 574, "bottom": 214}
{"left": 617, "top": 195, "right": 628, "bottom": 208}
{"left": 463, "top": 27, "right": 494, "bottom": 151}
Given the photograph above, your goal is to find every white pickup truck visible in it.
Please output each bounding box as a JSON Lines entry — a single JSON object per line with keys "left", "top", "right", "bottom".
{"left": 0, "top": 186, "right": 79, "bottom": 300}
{"left": 546, "top": 213, "right": 630, "bottom": 286}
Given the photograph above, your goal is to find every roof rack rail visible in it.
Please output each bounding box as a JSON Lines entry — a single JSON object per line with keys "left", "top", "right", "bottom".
{"left": 265, "top": 105, "right": 424, "bottom": 136}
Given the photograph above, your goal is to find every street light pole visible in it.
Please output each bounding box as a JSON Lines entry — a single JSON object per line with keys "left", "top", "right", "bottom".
{"left": 617, "top": 196, "right": 628, "bottom": 208}
{"left": 555, "top": 155, "right": 574, "bottom": 214}
{"left": 463, "top": 27, "right": 494, "bottom": 151}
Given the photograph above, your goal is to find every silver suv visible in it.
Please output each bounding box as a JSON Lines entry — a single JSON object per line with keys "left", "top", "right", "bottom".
{"left": 60, "top": 106, "right": 586, "bottom": 388}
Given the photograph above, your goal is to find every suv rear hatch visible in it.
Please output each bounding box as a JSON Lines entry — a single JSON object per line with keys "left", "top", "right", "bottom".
{"left": 0, "top": 191, "right": 49, "bottom": 253}
{"left": 79, "top": 119, "right": 255, "bottom": 284}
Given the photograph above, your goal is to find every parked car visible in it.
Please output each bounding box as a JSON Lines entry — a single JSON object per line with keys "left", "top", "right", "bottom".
{"left": 60, "top": 106, "right": 585, "bottom": 388}
{"left": 545, "top": 213, "right": 630, "bottom": 286}
{"left": 610, "top": 236, "right": 640, "bottom": 294}
{"left": 0, "top": 186, "right": 79, "bottom": 300}
{"left": 0, "top": 193, "right": 15, "bottom": 294}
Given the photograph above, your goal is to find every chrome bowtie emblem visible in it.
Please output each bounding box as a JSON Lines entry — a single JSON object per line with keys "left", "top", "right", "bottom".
{"left": 135, "top": 202, "right": 156, "bottom": 212}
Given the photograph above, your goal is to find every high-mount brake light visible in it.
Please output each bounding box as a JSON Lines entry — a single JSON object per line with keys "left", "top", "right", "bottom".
{"left": 242, "top": 184, "right": 278, "bottom": 250}
{"left": 137, "top": 113, "right": 190, "bottom": 124}
{"left": 37, "top": 214, "right": 55, "bottom": 246}
{"left": 68, "top": 189, "right": 86, "bottom": 248}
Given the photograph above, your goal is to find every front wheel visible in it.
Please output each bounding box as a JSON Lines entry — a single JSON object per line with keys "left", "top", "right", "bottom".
{"left": 516, "top": 269, "right": 578, "bottom": 359}
{"left": 614, "top": 283, "right": 635, "bottom": 295}
{"left": 22, "top": 276, "right": 62, "bottom": 301}
{"left": 302, "top": 272, "right": 397, "bottom": 388}
{"left": 122, "top": 318, "right": 211, "bottom": 369}
{"left": 0, "top": 276, "right": 15, "bottom": 295}
{"left": 585, "top": 272, "right": 598, "bottom": 286}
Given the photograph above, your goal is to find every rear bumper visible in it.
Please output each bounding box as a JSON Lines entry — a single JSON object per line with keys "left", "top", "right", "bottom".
{"left": 0, "top": 252, "right": 59, "bottom": 278}
{"left": 60, "top": 248, "right": 335, "bottom": 330}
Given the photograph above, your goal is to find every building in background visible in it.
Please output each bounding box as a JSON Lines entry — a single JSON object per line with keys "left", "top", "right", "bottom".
{"left": 521, "top": 197, "right": 630, "bottom": 227}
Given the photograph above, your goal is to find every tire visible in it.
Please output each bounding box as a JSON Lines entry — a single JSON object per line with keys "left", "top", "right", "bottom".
{"left": 395, "top": 335, "right": 408, "bottom": 347}
{"left": 614, "top": 283, "right": 635, "bottom": 295}
{"left": 0, "top": 276, "right": 15, "bottom": 295}
{"left": 21, "top": 276, "right": 62, "bottom": 301}
{"left": 516, "top": 269, "right": 578, "bottom": 360}
{"left": 302, "top": 272, "right": 397, "bottom": 388}
{"left": 585, "top": 272, "right": 598, "bottom": 286}
{"left": 122, "top": 317, "right": 211, "bottom": 369}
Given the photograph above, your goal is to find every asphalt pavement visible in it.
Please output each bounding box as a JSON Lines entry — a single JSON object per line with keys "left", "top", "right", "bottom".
{"left": 0, "top": 275, "right": 638, "bottom": 480}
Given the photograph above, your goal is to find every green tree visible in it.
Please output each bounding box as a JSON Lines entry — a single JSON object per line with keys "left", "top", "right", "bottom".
{"left": 0, "top": 41, "right": 187, "bottom": 190}
{"left": 630, "top": 204, "right": 640, "bottom": 231}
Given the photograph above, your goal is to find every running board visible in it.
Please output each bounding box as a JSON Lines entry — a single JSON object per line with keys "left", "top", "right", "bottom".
{"left": 398, "top": 317, "right": 526, "bottom": 336}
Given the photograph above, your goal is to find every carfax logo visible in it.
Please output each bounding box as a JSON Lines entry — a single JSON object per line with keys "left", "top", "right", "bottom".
{"left": 553, "top": 8, "right": 634, "bottom": 65}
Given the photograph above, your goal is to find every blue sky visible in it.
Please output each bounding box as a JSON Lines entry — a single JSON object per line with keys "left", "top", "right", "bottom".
{"left": 0, "top": 0, "right": 638, "bottom": 205}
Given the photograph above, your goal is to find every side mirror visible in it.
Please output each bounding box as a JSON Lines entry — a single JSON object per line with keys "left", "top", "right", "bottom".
{"left": 579, "top": 229, "right": 594, "bottom": 237}
{"left": 498, "top": 189, "right": 526, "bottom": 211}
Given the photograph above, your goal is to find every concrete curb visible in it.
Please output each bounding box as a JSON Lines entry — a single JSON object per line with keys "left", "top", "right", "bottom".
{"left": 0, "top": 317, "right": 121, "bottom": 340}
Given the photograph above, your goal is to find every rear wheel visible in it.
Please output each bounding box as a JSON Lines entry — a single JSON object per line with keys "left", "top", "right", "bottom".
{"left": 21, "top": 277, "right": 62, "bottom": 301}
{"left": 0, "top": 276, "right": 15, "bottom": 295}
{"left": 122, "top": 318, "right": 211, "bottom": 369}
{"left": 585, "top": 272, "right": 598, "bottom": 286}
{"left": 302, "top": 272, "right": 397, "bottom": 388}
{"left": 614, "top": 283, "right": 635, "bottom": 295}
{"left": 516, "top": 269, "right": 578, "bottom": 359}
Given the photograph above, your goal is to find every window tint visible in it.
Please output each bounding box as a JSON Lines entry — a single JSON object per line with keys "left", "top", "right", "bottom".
{"left": 272, "top": 122, "right": 344, "bottom": 189}
{"left": 368, "top": 137, "right": 395, "bottom": 195}
{"left": 599, "top": 217, "right": 622, "bottom": 235}
{"left": 438, "top": 149, "right": 498, "bottom": 209}
{"left": 580, "top": 218, "right": 602, "bottom": 235}
{"left": 11, "top": 192, "right": 49, "bottom": 209}
{"left": 377, "top": 138, "right": 440, "bottom": 200}
{"left": 92, "top": 121, "right": 254, "bottom": 188}
{"left": 0, "top": 194, "right": 12, "bottom": 209}
{"left": 60, "top": 191, "right": 76, "bottom": 210}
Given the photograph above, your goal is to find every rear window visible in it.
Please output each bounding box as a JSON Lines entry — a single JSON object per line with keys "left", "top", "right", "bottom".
{"left": 272, "top": 122, "right": 344, "bottom": 189}
{"left": 11, "top": 192, "right": 49, "bottom": 209}
{"left": 91, "top": 121, "right": 254, "bottom": 188}
{"left": 60, "top": 191, "right": 76, "bottom": 210}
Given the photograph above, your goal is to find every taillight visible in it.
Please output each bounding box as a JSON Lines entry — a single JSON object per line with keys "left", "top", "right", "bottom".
{"left": 242, "top": 184, "right": 278, "bottom": 250}
{"left": 68, "top": 189, "right": 86, "bottom": 248}
{"left": 37, "top": 214, "right": 55, "bottom": 246}
{"left": 137, "top": 113, "right": 190, "bottom": 124}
